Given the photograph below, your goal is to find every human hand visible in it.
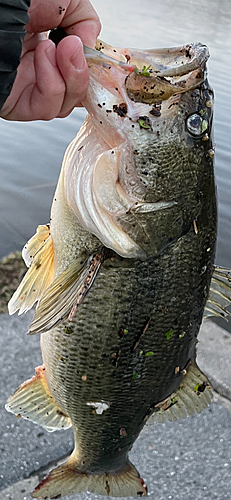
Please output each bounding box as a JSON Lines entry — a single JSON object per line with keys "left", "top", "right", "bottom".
{"left": 0, "top": 0, "right": 101, "bottom": 121}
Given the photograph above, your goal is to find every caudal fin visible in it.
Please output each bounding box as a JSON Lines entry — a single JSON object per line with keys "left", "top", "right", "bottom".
{"left": 31, "top": 456, "right": 147, "bottom": 498}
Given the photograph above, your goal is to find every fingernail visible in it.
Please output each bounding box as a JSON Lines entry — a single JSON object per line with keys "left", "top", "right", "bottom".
{"left": 46, "top": 44, "right": 56, "bottom": 67}
{"left": 70, "top": 45, "right": 86, "bottom": 71}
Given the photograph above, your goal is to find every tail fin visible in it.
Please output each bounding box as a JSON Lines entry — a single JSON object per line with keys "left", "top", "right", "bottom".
{"left": 31, "top": 456, "right": 147, "bottom": 498}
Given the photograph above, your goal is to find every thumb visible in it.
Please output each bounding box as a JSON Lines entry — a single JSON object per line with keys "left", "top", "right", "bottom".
{"left": 56, "top": 35, "right": 89, "bottom": 117}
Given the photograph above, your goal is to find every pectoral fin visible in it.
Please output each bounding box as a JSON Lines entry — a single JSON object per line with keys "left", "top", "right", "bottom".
{"left": 204, "top": 266, "right": 231, "bottom": 320}
{"left": 22, "top": 224, "right": 51, "bottom": 267}
{"left": 28, "top": 252, "right": 104, "bottom": 335}
{"left": 31, "top": 456, "right": 147, "bottom": 498}
{"left": 5, "top": 365, "right": 71, "bottom": 432}
{"left": 146, "top": 362, "right": 212, "bottom": 425}
{"left": 8, "top": 234, "right": 54, "bottom": 316}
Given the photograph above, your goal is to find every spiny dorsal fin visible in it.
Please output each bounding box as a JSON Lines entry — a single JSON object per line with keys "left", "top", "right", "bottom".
{"left": 31, "top": 456, "right": 147, "bottom": 498}
{"left": 22, "top": 224, "right": 51, "bottom": 267}
{"left": 5, "top": 365, "right": 71, "bottom": 432}
{"left": 28, "top": 252, "right": 104, "bottom": 335}
{"left": 146, "top": 362, "right": 212, "bottom": 425}
{"left": 204, "top": 265, "right": 231, "bottom": 320}
{"left": 8, "top": 235, "right": 54, "bottom": 316}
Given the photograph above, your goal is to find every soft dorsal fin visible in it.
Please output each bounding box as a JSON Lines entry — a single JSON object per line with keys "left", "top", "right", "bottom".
{"left": 5, "top": 365, "right": 71, "bottom": 432}
{"left": 28, "top": 252, "right": 104, "bottom": 335}
{"left": 204, "top": 265, "right": 231, "bottom": 320}
{"left": 146, "top": 362, "right": 212, "bottom": 425}
{"left": 22, "top": 224, "right": 51, "bottom": 267}
{"left": 8, "top": 234, "right": 54, "bottom": 316}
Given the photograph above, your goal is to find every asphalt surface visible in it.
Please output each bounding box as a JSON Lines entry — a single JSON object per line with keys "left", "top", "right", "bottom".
{"left": 0, "top": 313, "right": 231, "bottom": 500}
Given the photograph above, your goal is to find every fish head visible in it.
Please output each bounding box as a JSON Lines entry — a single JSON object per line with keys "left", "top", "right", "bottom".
{"left": 71, "top": 42, "right": 214, "bottom": 259}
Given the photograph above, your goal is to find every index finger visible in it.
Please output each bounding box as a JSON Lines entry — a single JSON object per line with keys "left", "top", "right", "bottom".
{"left": 61, "top": 0, "right": 101, "bottom": 47}
{"left": 27, "top": 0, "right": 101, "bottom": 47}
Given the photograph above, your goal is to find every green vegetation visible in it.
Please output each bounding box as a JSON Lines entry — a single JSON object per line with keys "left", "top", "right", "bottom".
{"left": 134, "top": 65, "right": 152, "bottom": 77}
{"left": 201, "top": 120, "right": 208, "bottom": 133}
{"left": 138, "top": 119, "right": 151, "bottom": 129}
{"left": 165, "top": 329, "right": 174, "bottom": 340}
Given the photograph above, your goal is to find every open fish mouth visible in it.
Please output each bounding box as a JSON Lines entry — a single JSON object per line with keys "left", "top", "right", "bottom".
{"left": 85, "top": 41, "right": 209, "bottom": 105}
{"left": 124, "top": 42, "right": 209, "bottom": 103}
{"left": 49, "top": 30, "right": 209, "bottom": 105}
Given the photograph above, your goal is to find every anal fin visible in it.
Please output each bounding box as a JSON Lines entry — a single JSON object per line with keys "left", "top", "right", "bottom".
{"left": 5, "top": 365, "right": 71, "bottom": 432}
{"left": 31, "top": 456, "right": 147, "bottom": 498}
{"left": 146, "top": 361, "right": 212, "bottom": 425}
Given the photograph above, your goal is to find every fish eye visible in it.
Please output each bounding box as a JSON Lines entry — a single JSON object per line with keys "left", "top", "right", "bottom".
{"left": 186, "top": 113, "right": 208, "bottom": 136}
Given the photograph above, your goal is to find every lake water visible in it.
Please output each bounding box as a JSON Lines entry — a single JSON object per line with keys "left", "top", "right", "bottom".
{"left": 0, "top": 0, "right": 231, "bottom": 268}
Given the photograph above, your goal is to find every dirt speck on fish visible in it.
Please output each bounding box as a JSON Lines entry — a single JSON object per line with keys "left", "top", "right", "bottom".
{"left": 5, "top": 39, "right": 231, "bottom": 499}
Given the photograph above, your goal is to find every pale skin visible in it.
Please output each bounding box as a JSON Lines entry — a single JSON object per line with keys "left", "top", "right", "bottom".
{"left": 0, "top": 0, "right": 101, "bottom": 121}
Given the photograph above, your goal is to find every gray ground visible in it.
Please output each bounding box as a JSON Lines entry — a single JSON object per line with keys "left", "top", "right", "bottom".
{"left": 0, "top": 312, "right": 231, "bottom": 500}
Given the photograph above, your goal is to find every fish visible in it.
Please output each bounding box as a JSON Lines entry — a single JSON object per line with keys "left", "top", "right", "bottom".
{"left": 5, "top": 39, "right": 231, "bottom": 499}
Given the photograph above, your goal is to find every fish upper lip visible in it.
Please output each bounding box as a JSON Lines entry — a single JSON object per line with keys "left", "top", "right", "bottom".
{"left": 151, "top": 43, "right": 210, "bottom": 78}
{"left": 84, "top": 42, "right": 209, "bottom": 77}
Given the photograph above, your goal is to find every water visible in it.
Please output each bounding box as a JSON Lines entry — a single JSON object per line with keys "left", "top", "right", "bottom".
{"left": 0, "top": 0, "right": 231, "bottom": 267}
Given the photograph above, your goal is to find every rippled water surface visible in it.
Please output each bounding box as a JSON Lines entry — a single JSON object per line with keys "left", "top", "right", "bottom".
{"left": 0, "top": 0, "right": 230, "bottom": 266}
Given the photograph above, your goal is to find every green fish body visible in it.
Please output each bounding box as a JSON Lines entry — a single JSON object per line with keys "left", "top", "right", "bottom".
{"left": 6, "top": 41, "right": 222, "bottom": 499}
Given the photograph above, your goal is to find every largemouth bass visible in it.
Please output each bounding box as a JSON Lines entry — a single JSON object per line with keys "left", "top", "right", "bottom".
{"left": 5, "top": 40, "right": 231, "bottom": 499}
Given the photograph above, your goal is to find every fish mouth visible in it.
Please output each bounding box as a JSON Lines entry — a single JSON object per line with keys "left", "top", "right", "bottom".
{"left": 85, "top": 41, "right": 209, "bottom": 105}
{"left": 124, "top": 43, "right": 209, "bottom": 104}
{"left": 136, "top": 43, "right": 210, "bottom": 78}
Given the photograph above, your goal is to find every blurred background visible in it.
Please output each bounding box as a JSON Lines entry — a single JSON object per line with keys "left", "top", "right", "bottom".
{"left": 0, "top": 0, "right": 230, "bottom": 264}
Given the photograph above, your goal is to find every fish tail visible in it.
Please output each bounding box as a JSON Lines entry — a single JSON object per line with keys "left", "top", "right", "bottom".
{"left": 31, "top": 455, "right": 147, "bottom": 498}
